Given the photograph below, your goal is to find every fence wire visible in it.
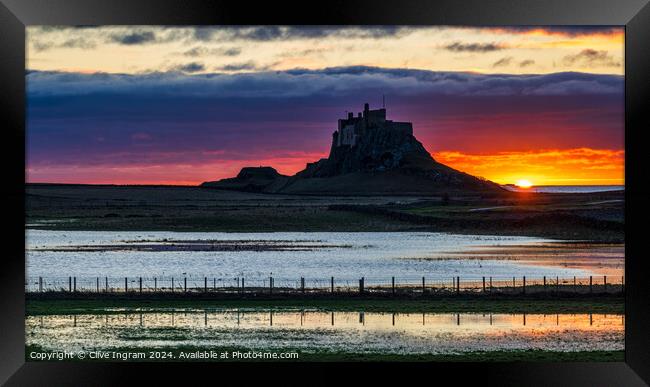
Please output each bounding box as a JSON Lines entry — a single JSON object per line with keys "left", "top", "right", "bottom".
{"left": 25, "top": 275, "right": 625, "bottom": 295}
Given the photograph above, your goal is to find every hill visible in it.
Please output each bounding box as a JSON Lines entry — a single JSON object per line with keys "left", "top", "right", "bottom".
{"left": 202, "top": 103, "right": 505, "bottom": 196}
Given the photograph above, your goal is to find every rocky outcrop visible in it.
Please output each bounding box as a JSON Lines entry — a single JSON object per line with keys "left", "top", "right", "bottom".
{"left": 201, "top": 166, "right": 288, "bottom": 193}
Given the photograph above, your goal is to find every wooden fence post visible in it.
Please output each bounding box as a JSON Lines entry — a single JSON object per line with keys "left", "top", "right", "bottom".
{"left": 512, "top": 276, "right": 515, "bottom": 290}
{"left": 331, "top": 276, "right": 334, "bottom": 293}
{"left": 242, "top": 277, "right": 245, "bottom": 293}
{"left": 422, "top": 276, "right": 425, "bottom": 294}
{"left": 622, "top": 276, "right": 625, "bottom": 293}
{"left": 105, "top": 277, "right": 108, "bottom": 292}
{"left": 392, "top": 276, "right": 395, "bottom": 294}
{"left": 154, "top": 277, "right": 157, "bottom": 291}
{"left": 68, "top": 276, "right": 72, "bottom": 292}
{"left": 301, "top": 277, "right": 305, "bottom": 293}
{"left": 269, "top": 276, "right": 273, "bottom": 294}
{"left": 604, "top": 275, "right": 607, "bottom": 292}
{"left": 573, "top": 276, "right": 576, "bottom": 293}
{"left": 171, "top": 277, "right": 174, "bottom": 293}
{"left": 456, "top": 276, "right": 460, "bottom": 294}
{"left": 184, "top": 277, "right": 187, "bottom": 293}
{"left": 125, "top": 277, "right": 128, "bottom": 292}
{"left": 556, "top": 276, "right": 559, "bottom": 293}
{"left": 96, "top": 277, "right": 99, "bottom": 292}
{"left": 522, "top": 276, "right": 526, "bottom": 294}
{"left": 543, "top": 276, "right": 546, "bottom": 291}
{"left": 39, "top": 277, "right": 43, "bottom": 292}
{"left": 489, "top": 277, "right": 492, "bottom": 292}
{"left": 139, "top": 277, "right": 143, "bottom": 293}
{"left": 589, "top": 276, "right": 593, "bottom": 293}
{"left": 359, "top": 277, "right": 364, "bottom": 293}
{"left": 482, "top": 277, "right": 485, "bottom": 292}
{"left": 73, "top": 277, "right": 76, "bottom": 292}
{"left": 204, "top": 277, "right": 207, "bottom": 293}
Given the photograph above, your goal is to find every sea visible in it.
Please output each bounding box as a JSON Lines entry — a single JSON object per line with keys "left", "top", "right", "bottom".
{"left": 502, "top": 185, "right": 624, "bottom": 193}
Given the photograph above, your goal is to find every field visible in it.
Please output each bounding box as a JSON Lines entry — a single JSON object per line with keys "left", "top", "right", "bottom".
{"left": 26, "top": 184, "right": 624, "bottom": 241}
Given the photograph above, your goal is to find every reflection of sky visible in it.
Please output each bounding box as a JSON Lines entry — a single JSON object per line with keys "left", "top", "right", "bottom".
{"left": 26, "top": 231, "right": 624, "bottom": 282}
{"left": 26, "top": 312, "right": 624, "bottom": 355}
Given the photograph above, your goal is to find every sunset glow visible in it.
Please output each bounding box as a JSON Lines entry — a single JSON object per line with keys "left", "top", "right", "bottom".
{"left": 26, "top": 26, "right": 624, "bottom": 186}
{"left": 434, "top": 148, "right": 625, "bottom": 186}
{"left": 515, "top": 179, "right": 533, "bottom": 189}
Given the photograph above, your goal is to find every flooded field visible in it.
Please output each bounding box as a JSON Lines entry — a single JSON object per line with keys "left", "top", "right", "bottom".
{"left": 26, "top": 310, "right": 624, "bottom": 355}
{"left": 26, "top": 231, "right": 624, "bottom": 288}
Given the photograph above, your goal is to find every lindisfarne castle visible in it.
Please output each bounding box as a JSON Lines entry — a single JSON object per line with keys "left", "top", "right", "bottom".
{"left": 202, "top": 102, "right": 502, "bottom": 195}
{"left": 333, "top": 103, "right": 413, "bottom": 148}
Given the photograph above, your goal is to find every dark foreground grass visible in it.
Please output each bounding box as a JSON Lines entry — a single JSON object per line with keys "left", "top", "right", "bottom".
{"left": 26, "top": 184, "right": 624, "bottom": 241}
{"left": 25, "top": 344, "right": 624, "bottom": 362}
{"left": 25, "top": 296, "right": 624, "bottom": 316}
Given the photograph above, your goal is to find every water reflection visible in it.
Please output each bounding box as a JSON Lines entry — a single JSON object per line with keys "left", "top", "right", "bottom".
{"left": 26, "top": 310, "right": 623, "bottom": 355}
{"left": 27, "top": 231, "right": 624, "bottom": 284}
{"left": 28, "top": 310, "right": 622, "bottom": 331}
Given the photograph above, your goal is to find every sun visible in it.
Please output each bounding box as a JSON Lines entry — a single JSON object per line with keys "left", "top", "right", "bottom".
{"left": 515, "top": 179, "right": 534, "bottom": 189}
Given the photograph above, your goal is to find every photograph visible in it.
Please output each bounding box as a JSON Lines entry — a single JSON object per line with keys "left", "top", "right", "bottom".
{"left": 24, "top": 25, "right": 625, "bottom": 362}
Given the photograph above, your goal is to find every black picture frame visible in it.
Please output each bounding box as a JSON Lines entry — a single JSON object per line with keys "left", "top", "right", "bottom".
{"left": 1, "top": 0, "right": 649, "bottom": 385}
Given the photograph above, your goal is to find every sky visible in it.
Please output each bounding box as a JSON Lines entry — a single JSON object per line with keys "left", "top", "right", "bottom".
{"left": 26, "top": 26, "right": 625, "bottom": 186}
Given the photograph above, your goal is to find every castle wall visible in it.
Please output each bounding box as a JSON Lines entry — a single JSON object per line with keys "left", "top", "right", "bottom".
{"left": 334, "top": 104, "right": 409, "bottom": 149}
{"left": 340, "top": 124, "right": 356, "bottom": 146}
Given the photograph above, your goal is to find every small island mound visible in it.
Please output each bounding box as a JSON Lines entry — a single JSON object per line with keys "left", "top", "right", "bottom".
{"left": 202, "top": 103, "right": 505, "bottom": 196}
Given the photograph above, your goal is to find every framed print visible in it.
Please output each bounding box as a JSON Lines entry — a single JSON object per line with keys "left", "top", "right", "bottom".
{"left": 1, "top": 0, "right": 649, "bottom": 385}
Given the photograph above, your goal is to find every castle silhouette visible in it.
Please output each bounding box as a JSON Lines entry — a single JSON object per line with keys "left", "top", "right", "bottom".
{"left": 333, "top": 103, "right": 413, "bottom": 148}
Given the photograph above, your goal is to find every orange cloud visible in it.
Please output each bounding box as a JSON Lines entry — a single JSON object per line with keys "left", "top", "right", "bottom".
{"left": 486, "top": 27, "right": 624, "bottom": 39}
{"left": 434, "top": 148, "right": 624, "bottom": 186}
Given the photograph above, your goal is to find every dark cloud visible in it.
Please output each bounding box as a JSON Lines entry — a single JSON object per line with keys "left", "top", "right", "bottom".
{"left": 278, "top": 48, "right": 325, "bottom": 58}
{"left": 183, "top": 47, "right": 206, "bottom": 57}
{"left": 27, "top": 66, "right": 623, "bottom": 99}
{"left": 31, "top": 41, "right": 54, "bottom": 52}
{"left": 215, "top": 61, "right": 264, "bottom": 72}
{"left": 171, "top": 62, "right": 205, "bottom": 73}
{"left": 30, "top": 37, "right": 96, "bottom": 52}
{"left": 222, "top": 48, "right": 242, "bottom": 56}
{"left": 192, "top": 26, "right": 411, "bottom": 42}
{"left": 110, "top": 31, "right": 156, "bottom": 45}
{"left": 26, "top": 66, "right": 623, "bottom": 177}
{"left": 60, "top": 38, "right": 96, "bottom": 50}
{"left": 492, "top": 57, "right": 514, "bottom": 67}
{"left": 444, "top": 42, "right": 505, "bottom": 53}
{"left": 183, "top": 46, "right": 241, "bottom": 57}
{"left": 563, "top": 49, "right": 621, "bottom": 67}
{"left": 519, "top": 59, "right": 535, "bottom": 67}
